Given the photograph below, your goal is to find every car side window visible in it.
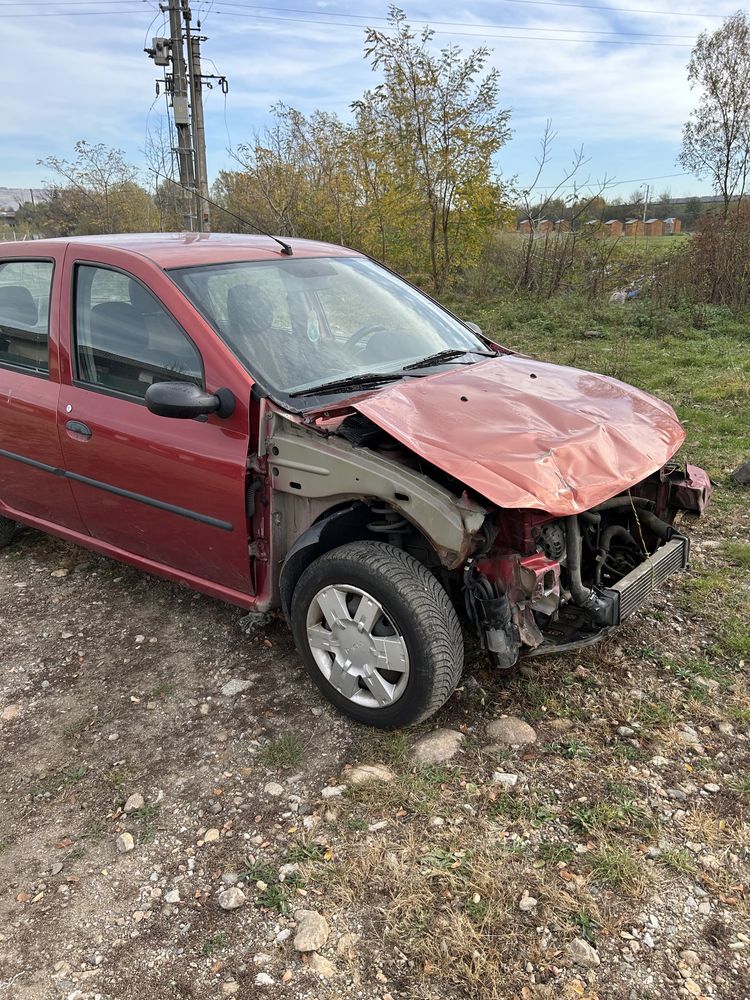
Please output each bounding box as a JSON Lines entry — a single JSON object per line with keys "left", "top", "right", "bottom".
{"left": 0, "top": 259, "right": 54, "bottom": 374}
{"left": 74, "top": 264, "right": 203, "bottom": 399}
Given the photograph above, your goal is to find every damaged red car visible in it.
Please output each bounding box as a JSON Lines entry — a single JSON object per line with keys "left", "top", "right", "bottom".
{"left": 0, "top": 234, "right": 711, "bottom": 727}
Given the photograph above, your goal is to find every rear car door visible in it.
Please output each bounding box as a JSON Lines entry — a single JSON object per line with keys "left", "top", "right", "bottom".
{"left": 0, "top": 247, "right": 87, "bottom": 533}
{"left": 56, "top": 248, "right": 253, "bottom": 595}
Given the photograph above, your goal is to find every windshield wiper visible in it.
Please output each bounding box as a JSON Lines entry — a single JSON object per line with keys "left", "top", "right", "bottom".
{"left": 402, "top": 348, "right": 494, "bottom": 371}
{"left": 288, "top": 371, "right": 407, "bottom": 398}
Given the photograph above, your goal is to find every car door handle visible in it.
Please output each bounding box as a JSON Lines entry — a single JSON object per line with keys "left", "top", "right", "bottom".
{"left": 65, "top": 419, "right": 92, "bottom": 440}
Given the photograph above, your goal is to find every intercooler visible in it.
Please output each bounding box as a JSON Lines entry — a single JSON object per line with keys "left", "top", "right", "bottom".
{"left": 604, "top": 535, "right": 690, "bottom": 624}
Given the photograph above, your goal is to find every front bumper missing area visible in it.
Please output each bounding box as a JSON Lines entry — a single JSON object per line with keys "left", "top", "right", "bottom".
{"left": 602, "top": 535, "right": 690, "bottom": 625}
{"left": 526, "top": 535, "right": 690, "bottom": 657}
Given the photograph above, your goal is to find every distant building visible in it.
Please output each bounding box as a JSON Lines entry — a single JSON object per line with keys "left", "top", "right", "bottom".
{"left": 537, "top": 219, "right": 554, "bottom": 234}
{"left": 624, "top": 218, "right": 644, "bottom": 237}
{"left": 518, "top": 218, "right": 533, "bottom": 234}
{"left": 644, "top": 218, "right": 664, "bottom": 237}
{"left": 0, "top": 187, "right": 47, "bottom": 228}
{"left": 663, "top": 217, "right": 682, "bottom": 235}
{"left": 554, "top": 219, "right": 570, "bottom": 232}
{"left": 604, "top": 219, "right": 624, "bottom": 236}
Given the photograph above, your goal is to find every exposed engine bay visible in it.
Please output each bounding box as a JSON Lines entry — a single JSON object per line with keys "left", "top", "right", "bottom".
{"left": 465, "top": 467, "right": 711, "bottom": 668}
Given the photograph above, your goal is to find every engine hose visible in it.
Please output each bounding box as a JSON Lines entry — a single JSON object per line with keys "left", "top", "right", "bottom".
{"left": 564, "top": 515, "right": 592, "bottom": 606}
{"left": 593, "top": 496, "right": 655, "bottom": 512}
{"left": 636, "top": 509, "right": 673, "bottom": 541}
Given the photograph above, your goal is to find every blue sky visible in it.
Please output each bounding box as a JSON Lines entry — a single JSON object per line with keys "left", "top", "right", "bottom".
{"left": 1, "top": 0, "right": 739, "bottom": 202}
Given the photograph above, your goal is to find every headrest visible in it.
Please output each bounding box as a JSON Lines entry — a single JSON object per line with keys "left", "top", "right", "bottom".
{"left": 0, "top": 285, "right": 38, "bottom": 327}
{"left": 226, "top": 284, "right": 274, "bottom": 336}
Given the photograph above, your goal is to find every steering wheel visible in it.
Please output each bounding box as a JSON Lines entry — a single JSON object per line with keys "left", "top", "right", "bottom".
{"left": 347, "top": 322, "right": 389, "bottom": 353}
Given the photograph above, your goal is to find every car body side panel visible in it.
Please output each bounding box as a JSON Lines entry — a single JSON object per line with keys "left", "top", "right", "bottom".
{"left": 355, "top": 355, "right": 686, "bottom": 515}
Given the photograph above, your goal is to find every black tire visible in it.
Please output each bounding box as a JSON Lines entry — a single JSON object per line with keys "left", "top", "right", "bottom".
{"left": 290, "top": 541, "right": 464, "bottom": 728}
{"left": 0, "top": 517, "right": 17, "bottom": 549}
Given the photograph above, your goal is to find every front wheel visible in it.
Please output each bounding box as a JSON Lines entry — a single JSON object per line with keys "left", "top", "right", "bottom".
{"left": 290, "top": 541, "right": 464, "bottom": 728}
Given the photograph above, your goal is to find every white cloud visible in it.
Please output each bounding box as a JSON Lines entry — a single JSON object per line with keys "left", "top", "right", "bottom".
{"left": 0, "top": 0, "right": 737, "bottom": 196}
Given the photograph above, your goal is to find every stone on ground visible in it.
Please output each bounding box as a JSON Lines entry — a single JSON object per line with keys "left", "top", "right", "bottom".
{"left": 220, "top": 678, "right": 254, "bottom": 697}
{"left": 344, "top": 763, "right": 396, "bottom": 785}
{"left": 731, "top": 459, "right": 750, "bottom": 484}
{"left": 567, "top": 937, "right": 601, "bottom": 967}
{"left": 307, "top": 952, "right": 336, "bottom": 978}
{"left": 410, "top": 728, "right": 464, "bottom": 765}
{"left": 123, "top": 792, "right": 145, "bottom": 813}
{"left": 218, "top": 886, "right": 246, "bottom": 910}
{"left": 293, "top": 910, "right": 330, "bottom": 952}
{"left": 115, "top": 832, "right": 134, "bottom": 854}
{"left": 486, "top": 716, "right": 537, "bottom": 746}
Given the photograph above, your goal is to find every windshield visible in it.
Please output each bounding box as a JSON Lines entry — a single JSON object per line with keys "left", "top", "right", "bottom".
{"left": 169, "top": 256, "right": 488, "bottom": 400}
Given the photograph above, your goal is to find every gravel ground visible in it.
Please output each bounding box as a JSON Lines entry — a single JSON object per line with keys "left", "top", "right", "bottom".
{"left": 1, "top": 502, "right": 749, "bottom": 1000}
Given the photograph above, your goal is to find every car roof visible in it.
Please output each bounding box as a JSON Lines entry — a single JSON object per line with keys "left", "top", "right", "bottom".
{"left": 11, "top": 232, "right": 363, "bottom": 269}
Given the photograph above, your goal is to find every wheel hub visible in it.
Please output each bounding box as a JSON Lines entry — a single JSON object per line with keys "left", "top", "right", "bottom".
{"left": 305, "top": 584, "right": 410, "bottom": 709}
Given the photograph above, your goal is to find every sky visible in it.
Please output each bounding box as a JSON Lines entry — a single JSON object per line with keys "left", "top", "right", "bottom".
{"left": 0, "top": 0, "right": 741, "bottom": 203}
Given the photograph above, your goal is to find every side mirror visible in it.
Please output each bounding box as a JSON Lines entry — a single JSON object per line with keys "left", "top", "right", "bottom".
{"left": 145, "top": 381, "right": 235, "bottom": 420}
{"left": 465, "top": 321, "right": 483, "bottom": 336}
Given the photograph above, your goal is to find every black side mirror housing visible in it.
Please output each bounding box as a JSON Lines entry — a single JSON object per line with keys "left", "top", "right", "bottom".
{"left": 145, "top": 381, "right": 236, "bottom": 420}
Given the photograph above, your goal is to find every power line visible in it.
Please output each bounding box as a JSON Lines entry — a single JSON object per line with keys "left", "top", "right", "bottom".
{"left": 527, "top": 171, "right": 692, "bottom": 191}
{"left": 215, "top": 10, "right": 696, "bottom": 46}
{"left": 0, "top": 7, "right": 148, "bottom": 16}
{"left": 213, "top": 1, "right": 698, "bottom": 39}
{"left": 214, "top": 0, "right": 725, "bottom": 22}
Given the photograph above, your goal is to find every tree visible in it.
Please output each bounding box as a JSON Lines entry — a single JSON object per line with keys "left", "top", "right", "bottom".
{"left": 656, "top": 188, "right": 675, "bottom": 217}
{"left": 39, "top": 141, "right": 149, "bottom": 234}
{"left": 680, "top": 10, "right": 750, "bottom": 216}
{"left": 357, "top": 6, "right": 511, "bottom": 290}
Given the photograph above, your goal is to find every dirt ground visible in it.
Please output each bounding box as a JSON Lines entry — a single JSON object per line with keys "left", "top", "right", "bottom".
{"left": 1, "top": 496, "right": 749, "bottom": 1000}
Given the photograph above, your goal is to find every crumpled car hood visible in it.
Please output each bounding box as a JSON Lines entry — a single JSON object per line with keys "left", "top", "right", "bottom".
{"left": 353, "top": 355, "right": 685, "bottom": 515}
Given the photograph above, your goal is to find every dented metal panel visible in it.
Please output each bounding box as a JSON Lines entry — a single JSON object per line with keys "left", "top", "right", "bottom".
{"left": 354, "top": 355, "right": 686, "bottom": 515}
{"left": 266, "top": 412, "right": 486, "bottom": 566}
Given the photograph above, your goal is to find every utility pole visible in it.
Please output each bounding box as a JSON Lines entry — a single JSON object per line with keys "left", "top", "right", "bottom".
{"left": 146, "top": 5, "right": 227, "bottom": 232}
{"left": 183, "top": 1, "right": 210, "bottom": 232}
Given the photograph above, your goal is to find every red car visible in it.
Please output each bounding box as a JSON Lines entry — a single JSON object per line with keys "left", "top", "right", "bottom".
{"left": 0, "top": 234, "right": 710, "bottom": 727}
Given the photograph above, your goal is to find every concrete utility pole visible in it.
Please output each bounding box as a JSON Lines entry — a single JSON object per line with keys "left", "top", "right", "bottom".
{"left": 165, "top": 0, "right": 196, "bottom": 230}
{"left": 183, "top": 1, "right": 210, "bottom": 232}
{"left": 146, "top": 4, "right": 226, "bottom": 232}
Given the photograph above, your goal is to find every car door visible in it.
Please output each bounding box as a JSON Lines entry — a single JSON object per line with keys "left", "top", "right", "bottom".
{"left": 56, "top": 248, "right": 254, "bottom": 595}
{"left": 0, "top": 247, "right": 87, "bottom": 533}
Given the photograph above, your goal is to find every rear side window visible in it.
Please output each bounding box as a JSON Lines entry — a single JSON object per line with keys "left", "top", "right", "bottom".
{"left": 0, "top": 259, "right": 54, "bottom": 374}
{"left": 74, "top": 265, "right": 203, "bottom": 399}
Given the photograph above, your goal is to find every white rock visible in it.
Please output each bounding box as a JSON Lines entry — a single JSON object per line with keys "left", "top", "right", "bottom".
{"left": 255, "top": 972, "right": 274, "bottom": 986}
{"left": 344, "top": 763, "right": 396, "bottom": 785}
{"left": 221, "top": 678, "right": 254, "bottom": 697}
{"left": 278, "top": 863, "right": 300, "bottom": 882}
{"left": 164, "top": 889, "right": 180, "bottom": 904}
{"left": 518, "top": 893, "right": 538, "bottom": 912}
{"left": 1, "top": 704, "right": 22, "bottom": 721}
{"left": 116, "top": 832, "right": 134, "bottom": 854}
{"left": 293, "top": 909, "right": 330, "bottom": 952}
{"left": 203, "top": 828, "right": 220, "bottom": 843}
{"left": 567, "top": 938, "right": 600, "bottom": 967}
{"left": 264, "top": 782, "right": 285, "bottom": 797}
{"left": 123, "top": 792, "right": 145, "bottom": 813}
{"left": 321, "top": 785, "right": 346, "bottom": 799}
{"left": 218, "top": 886, "right": 246, "bottom": 910}
{"left": 486, "top": 717, "right": 537, "bottom": 746}
{"left": 492, "top": 771, "right": 518, "bottom": 788}
{"left": 410, "top": 728, "right": 464, "bottom": 765}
